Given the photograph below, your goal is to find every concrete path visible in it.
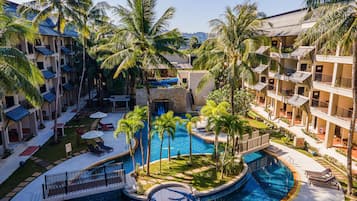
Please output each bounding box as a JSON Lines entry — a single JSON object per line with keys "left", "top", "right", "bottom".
{"left": 252, "top": 105, "right": 357, "bottom": 172}
{"left": 0, "top": 93, "right": 95, "bottom": 185}
{"left": 270, "top": 142, "right": 344, "bottom": 201}
{"left": 11, "top": 112, "right": 132, "bottom": 201}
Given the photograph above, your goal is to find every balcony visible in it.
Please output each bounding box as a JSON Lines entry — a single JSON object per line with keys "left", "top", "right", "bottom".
{"left": 314, "top": 72, "right": 332, "bottom": 84}
{"left": 316, "top": 55, "right": 353, "bottom": 64}
{"left": 335, "top": 77, "right": 352, "bottom": 89}
{"left": 280, "top": 89, "right": 294, "bottom": 97}
{"left": 267, "top": 84, "right": 275, "bottom": 91}
{"left": 311, "top": 98, "right": 328, "bottom": 114}
{"left": 335, "top": 106, "right": 352, "bottom": 119}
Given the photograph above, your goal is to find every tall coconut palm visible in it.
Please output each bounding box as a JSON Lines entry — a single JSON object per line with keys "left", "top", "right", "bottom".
{"left": 21, "top": 0, "right": 91, "bottom": 143}
{"left": 184, "top": 113, "right": 200, "bottom": 165}
{"left": 161, "top": 111, "right": 182, "bottom": 162}
{"left": 151, "top": 112, "right": 176, "bottom": 173}
{"left": 201, "top": 100, "right": 230, "bottom": 169}
{"left": 126, "top": 106, "right": 148, "bottom": 171}
{"left": 99, "top": 0, "right": 184, "bottom": 175}
{"left": 296, "top": 0, "right": 356, "bottom": 194}
{"left": 0, "top": 0, "right": 44, "bottom": 153}
{"left": 196, "top": 3, "right": 267, "bottom": 115}
{"left": 115, "top": 116, "right": 144, "bottom": 172}
{"left": 76, "top": 1, "right": 110, "bottom": 112}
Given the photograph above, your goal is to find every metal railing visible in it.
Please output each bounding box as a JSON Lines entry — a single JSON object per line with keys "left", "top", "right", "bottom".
{"left": 42, "top": 163, "right": 125, "bottom": 199}
{"left": 280, "top": 89, "right": 294, "bottom": 97}
{"left": 335, "top": 106, "right": 353, "bottom": 118}
{"left": 311, "top": 98, "right": 329, "bottom": 108}
{"left": 314, "top": 72, "right": 333, "bottom": 83}
{"left": 335, "top": 77, "right": 352, "bottom": 88}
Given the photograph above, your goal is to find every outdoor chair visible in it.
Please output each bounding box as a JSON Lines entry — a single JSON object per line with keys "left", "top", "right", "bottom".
{"left": 305, "top": 168, "right": 331, "bottom": 177}
{"left": 98, "top": 121, "right": 115, "bottom": 131}
{"left": 96, "top": 141, "right": 113, "bottom": 152}
{"left": 309, "top": 178, "right": 340, "bottom": 190}
{"left": 88, "top": 144, "right": 105, "bottom": 155}
{"left": 308, "top": 174, "right": 335, "bottom": 183}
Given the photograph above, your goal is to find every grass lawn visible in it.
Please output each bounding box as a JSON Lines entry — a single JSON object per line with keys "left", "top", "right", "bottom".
{"left": 242, "top": 117, "right": 268, "bottom": 129}
{"left": 0, "top": 117, "right": 96, "bottom": 199}
{"left": 136, "top": 155, "right": 242, "bottom": 194}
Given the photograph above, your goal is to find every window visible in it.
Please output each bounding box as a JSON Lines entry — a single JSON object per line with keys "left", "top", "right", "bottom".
{"left": 60, "top": 59, "right": 65, "bottom": 65}
{"left": 27, "top": 43, "right": 34, "bottom": 54}
{"left": 62, "top": 77, "right": 66, "bottom": 84}
{"left": 5, "top": 96, "right": 15, "bottom": 108}
{"left": 261, "top": 77, "right": 266, "bottom": 83}
{"left": 182, "top": 78, "right": 187, "bottom": 83}
{"left": 272, "top": 40, "right": 278, "bottom": 47}
{"left": 298, "top": 87, "right": 305, "bottom": 95}
{"left": 54, "top": 41, "right": 58, "bottom": 52}
{"left": 300, "top": 64, "right": 307, "bottom": 71}
{"left": 40, "top": 85, "right": 47, "bottom": 93}
{"left": 37, "top": 62, "right": 44, "bottom": 70}
{"left": 35, "top": 39, "right": 41, "bottom": 46}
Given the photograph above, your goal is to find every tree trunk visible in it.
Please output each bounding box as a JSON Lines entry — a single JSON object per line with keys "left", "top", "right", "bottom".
{"left": 140, "top": 130, "right": 145, "bottom": 171}
{"left": 77, "top": 37, "right": 86, "bottom": 112}
{"left": 144, "top": 72, "right": 152, "bottom": 175}
{"left": 347, "top": 37, "right": 357, "bottom": 196}
{"left": 221, "top": 135, "right": 229, "bottom": 180}
{"left": 0, "top": 102, "right": 9, "bottom": 154}
{"left": 130, "top": 141, "right": 136, "bottom": 173}
{"left": 168, "top": 136, "right": 171, "bottom": 162}
{"left": 53, "top": 36, "right": 62, "bottom": 143}
{"left": 231, "top": 85, "right": 235, "bottom": 115}
{"left": 159, "top": 140, "right": 163, "bottom": 174}
{"left": 215, "top": 132, "right": 219, "bottom": 170}
{"left": 189, "top": 132, "right": 192, "bottom": 164}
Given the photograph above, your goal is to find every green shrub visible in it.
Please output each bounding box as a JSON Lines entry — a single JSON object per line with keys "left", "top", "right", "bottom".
{"left": 281, "top": 136, "right": 290, "bottom": 145}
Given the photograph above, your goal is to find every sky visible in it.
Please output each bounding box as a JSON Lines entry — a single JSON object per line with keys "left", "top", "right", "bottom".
{"left": 12, "top": 0, "right": 305, "bottom": 33}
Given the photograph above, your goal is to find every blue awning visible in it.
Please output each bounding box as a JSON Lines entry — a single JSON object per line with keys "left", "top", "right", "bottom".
{"left": 63, "top": 83, "right": 74, "bottom": 91}
{"left": 43, "top": 92, "right": 56, "bottom": 103}
{"left": 6, "top": 106, "right": 30, "bottom": 122}
{"left": 39, "top": 26, "right": 60, "bottom": 37}
{"left": 35, "top": 47, "right": 54, "bottom": 56}
{"left": 61, "top": 47, "right": 74, "bottom": 55}
{"left": 62, "top": 65, "right": 73, "bottom": 73}
{"left": 42, "top": 70, "right": 55, "bottom": 79}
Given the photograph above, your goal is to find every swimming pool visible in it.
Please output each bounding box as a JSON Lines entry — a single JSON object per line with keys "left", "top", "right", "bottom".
{"left": 72, "top": 124, "right": 294, "bottom": 201}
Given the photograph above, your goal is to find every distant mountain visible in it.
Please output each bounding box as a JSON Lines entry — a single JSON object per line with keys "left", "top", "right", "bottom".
{"left": 182, "top": 32, "right": 208, "bottom": 43}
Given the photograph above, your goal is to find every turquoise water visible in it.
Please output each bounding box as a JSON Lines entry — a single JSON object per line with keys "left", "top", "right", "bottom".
{"left": 72, "top": 124, "right": 294, "bottom": 201}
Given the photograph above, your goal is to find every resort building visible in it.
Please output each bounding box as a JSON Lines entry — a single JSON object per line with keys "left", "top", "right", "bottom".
{"left": 0, "top": 1, "right": 80, "bottom": 153}
{"left": 249, "top": 9, "right": 355, "bottom": 149}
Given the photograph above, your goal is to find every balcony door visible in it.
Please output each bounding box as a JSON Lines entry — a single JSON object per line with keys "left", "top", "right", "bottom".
{"left": 312, "top": 91, "right": 320, "bottom": 107}
{"left": 315, "top": 65, "right": 323, "bottom": 81}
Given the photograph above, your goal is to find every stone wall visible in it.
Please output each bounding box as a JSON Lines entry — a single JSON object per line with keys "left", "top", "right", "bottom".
{"left": 136, "top": 87, "right": 188, "bottom": 113}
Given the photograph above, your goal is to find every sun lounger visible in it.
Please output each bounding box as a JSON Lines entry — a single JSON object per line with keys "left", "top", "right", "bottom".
{"left": 309, "top": 178, "right": 340, "bottom": 190}
{"left": 308, "top": 174, "right": 335, "bottom": 183}
{"left": 96, "top": 141, "right": 113, "bottom": 152}
{"left": 98, "top": 122, "right": 115, "bottom": 131}
{"left": 88, "top": 144, "right": 105, "bottom": 155}
{"left": 266, "top": 146, "right": 281, "bottom": 154}
{"left": 305, "top": 168, "right": 331, "bottom": 177}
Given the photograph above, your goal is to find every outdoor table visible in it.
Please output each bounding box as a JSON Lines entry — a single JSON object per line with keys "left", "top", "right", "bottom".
{"left": 109, "top": 95, "right": 130, "bottom": 112}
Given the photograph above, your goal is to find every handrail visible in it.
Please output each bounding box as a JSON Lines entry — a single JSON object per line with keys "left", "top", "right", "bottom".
{"left": 335, "top": 105, "right": 353, "bottom": 118}
{"left": 335, "top": 77, "right": 352, "bottom": 88}
{"left": 314, "top": 72, "right": 332, "bottom": 83}
{"left": 311, "top": 98, "right": 329, "bottom": 108}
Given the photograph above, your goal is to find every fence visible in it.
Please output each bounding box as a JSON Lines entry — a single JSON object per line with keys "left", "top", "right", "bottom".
{"left": 238, "top": 133, "right": 270, "bottom": 155}
{"left": 42, "top": 163, "right": 125, "bottom": 200}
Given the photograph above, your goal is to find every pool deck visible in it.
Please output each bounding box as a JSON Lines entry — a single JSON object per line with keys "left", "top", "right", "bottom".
{"left": 11, "top": 112, "right": 133, "bottom": 201}
{"left": 269, "top": 142, "right": 344, "bottom": 201}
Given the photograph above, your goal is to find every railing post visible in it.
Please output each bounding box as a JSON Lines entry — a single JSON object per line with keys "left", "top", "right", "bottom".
{"left": 42, "top": 184, "right": 46, "bottom": 199}
{"left": 104, "top": 166, "right": 108, "bottom": 186}
{"left": 65, "top": 172, "right": 68, "bottom": 194}
{"left": 123, "top": 170, "right": 126, "bottom": 184}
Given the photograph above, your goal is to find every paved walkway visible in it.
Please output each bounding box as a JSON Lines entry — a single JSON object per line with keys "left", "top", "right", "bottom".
{"left": 11, "top": 112, "right": 131, "bottom": 201}
{"left": 270, "top": 142, "right": 344, "bottom": 201}
{"left": 0, "top": 93, "right": 96, "bottom": 185}
{"left": 252, "top": 105, "right": 357, "bottom": 172}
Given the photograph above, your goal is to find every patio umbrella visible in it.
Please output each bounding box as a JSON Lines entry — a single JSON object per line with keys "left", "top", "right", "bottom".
{"left": 89, "top": 112, "right": 107, "bottom": 119}
{"left": 81, "top": 130, "right": 104, "bottom": 139}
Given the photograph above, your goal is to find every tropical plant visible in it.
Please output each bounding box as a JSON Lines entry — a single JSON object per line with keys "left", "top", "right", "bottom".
{"left": 296, "top": 0, "right": 356, "bottom": 194}
{"left": 126, "top": 106, "right": 148, "bottom": 171}
{"left": 115, "top": 116, "right": 144, "bottom": 172}
{"left": 0, "top": 0, "right": 44, "bottom": 153}
{"left": 151, "top": 111, "right": 181, "bottom": 173}
{"left": 189, "top": 36, "right": 200, "bottom": 49}
{"left": 183, "top": 113, "right": 200, "bottom": 164}
{"left": 98, "top": 0, "right": 184, "bottom": 175}
{"left": 21, "top": 0, "right": 91, "bottom": 143}
{"left": 76, "top": 1, "right": 110, "bottom": 112}
{"left": 201, "top": 100, "right": 230, "bottom": 169}
{"left": 195, "top": 3, "right": 269, "bottom": 115}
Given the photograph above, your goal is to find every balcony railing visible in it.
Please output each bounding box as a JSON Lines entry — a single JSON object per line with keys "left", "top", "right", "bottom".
{"left": 311, "top": 98, "right": 329, "bottom": 108}
{"left": 314, "top": 72, "right": 333, "bottom": 83}
{"left": 335, "top": 105, "right": 353, "bottom": 118}
{"left": 335, "top": 77, "right": 352, "bottom": 89}
{"left": 280, "top": 89, "right": 294, "bottom": 97}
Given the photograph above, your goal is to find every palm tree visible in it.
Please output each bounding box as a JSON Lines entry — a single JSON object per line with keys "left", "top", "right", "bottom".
{"left": 201, "top": 100, "right": 230, "bottom": 169}
{"left": 99, "top": 0, "right": 184, "bottom": 175}
{"left": 126, "top": 106, "right": 148, "bottom": 171}
{"left": 196, "top": 3, "right": 267, "bottom": 115}
{"left": 115, "top": 116, "right": 144, "bottom": 172}
{"left": 151, "top": 112, "right": 176, "bottom": 173}
{"left": 76, "top": 2, "right": 110, "bottom": 112}
{"left": 184, "top": 113, "right": 200, "bottom": 165}
{"left": 21, "top": 0, "right": 91, "bottom": 143}
{"left": 296, "top": 0, "right": 356, "bottom": 194}
{"left": 0, "top": 0, "right": 44, "bottom": 153}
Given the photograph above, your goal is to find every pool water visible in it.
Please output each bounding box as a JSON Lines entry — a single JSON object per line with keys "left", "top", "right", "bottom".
{"left": 72, "top": 124, "right": 294, "bottom": 201}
